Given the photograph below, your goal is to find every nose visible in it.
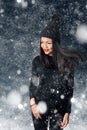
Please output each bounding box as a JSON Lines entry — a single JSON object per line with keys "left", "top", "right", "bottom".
{"left": 43, "top": 43, "right": 48, "bottom": 49}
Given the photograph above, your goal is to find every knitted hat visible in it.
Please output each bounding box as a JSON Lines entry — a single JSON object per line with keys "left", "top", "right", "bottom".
{"left": 40, "top": 13, "right": 63, "bottom": 43}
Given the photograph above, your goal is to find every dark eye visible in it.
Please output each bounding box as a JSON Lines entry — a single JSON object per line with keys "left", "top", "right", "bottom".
{"left": 48, "top": 43, "right": 52, "bottom": 44}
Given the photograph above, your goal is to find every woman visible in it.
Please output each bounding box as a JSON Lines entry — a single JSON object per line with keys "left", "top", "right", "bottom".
{"left": 29, "top": 14, "right": 85, "bottom": 130}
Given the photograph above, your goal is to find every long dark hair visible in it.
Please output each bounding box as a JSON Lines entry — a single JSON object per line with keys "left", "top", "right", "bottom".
{"left": 40, "top": 39, "right": 86, "bottom": 72}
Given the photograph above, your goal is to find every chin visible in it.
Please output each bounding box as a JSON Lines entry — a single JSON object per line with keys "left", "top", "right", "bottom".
{"left": 45, "top": 52, "right": 50, "bottom": 55}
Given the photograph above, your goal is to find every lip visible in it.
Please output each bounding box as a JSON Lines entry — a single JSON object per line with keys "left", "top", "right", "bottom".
{"left": 44, "top": 49, "right": 49, "bottom": 52}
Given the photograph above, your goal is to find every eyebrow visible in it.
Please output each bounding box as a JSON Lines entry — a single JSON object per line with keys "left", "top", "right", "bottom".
{"left": 40, "top": 40, "right": 52, "bottom": 43}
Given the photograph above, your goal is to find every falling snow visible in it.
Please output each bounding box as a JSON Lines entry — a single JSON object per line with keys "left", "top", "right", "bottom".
{"left": 18, "top": 104, "right": 24, "bottom": 110}
{"left": 7, "top": 90, "right": 22, "bottom": 106}
{"left": 76, "top": 24, "right": 87, "bottom": 43}
{"left": 31, "top": 0, "right": 36, "bottom": 4}
{"left": 37, "top": 101, "right": 47, "bottom": 114}
{"left": 17, "top": 0, "right": 22, "bottom": 3}
{"left": 17, "top": 70, "right": 21, "bottom": 75}
{"left": 60, "top": 95, "right": 65, "bottom": 99}
{"left": 20, "top": 84, "right": 28, "bottom": 95}
{"left": 0, "top": 0, "right": 87, "bottom": 130}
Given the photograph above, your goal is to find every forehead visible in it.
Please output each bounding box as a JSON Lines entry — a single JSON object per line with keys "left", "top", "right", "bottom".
{"left": 40, "top": 37, "right": 52, "bottom": 42}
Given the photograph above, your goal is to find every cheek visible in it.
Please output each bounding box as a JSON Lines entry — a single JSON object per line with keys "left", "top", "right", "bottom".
{"left": 40, "top": 44, "right": 44, "bottom": 50}
{"left": 49, "top": 45, "right": 53, "bottom": 50}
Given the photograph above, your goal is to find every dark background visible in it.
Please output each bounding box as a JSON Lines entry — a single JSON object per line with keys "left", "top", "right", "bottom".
{"left": 0, "top": 0, "right": 87, "bottom": 130}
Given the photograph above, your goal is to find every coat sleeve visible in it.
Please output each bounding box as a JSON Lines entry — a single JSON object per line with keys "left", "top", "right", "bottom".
{"left": 65, "top": 68, "right": 74, "bottom": 114}
{"left": 29, "top": 57, "right": 38, "bottom": 100}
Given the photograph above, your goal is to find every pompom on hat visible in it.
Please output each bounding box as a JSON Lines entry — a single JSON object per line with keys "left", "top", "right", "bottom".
{"left": 40, "top": 13, "right": 63, "bottom": 43}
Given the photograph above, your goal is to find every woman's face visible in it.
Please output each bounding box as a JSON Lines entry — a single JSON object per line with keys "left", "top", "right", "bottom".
{"left": 40, "top": 37, "right": 53, "bottom": 56}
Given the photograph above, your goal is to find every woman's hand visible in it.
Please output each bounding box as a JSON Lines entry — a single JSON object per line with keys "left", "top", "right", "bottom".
{"left": 31, "top": 104, "right": 42, "bottom": 119}
{"left": 30, "top": 98, "right": 42, "bottom": 119}
{"left": 61, "top": 113, "right": 70, "bottom": 129}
